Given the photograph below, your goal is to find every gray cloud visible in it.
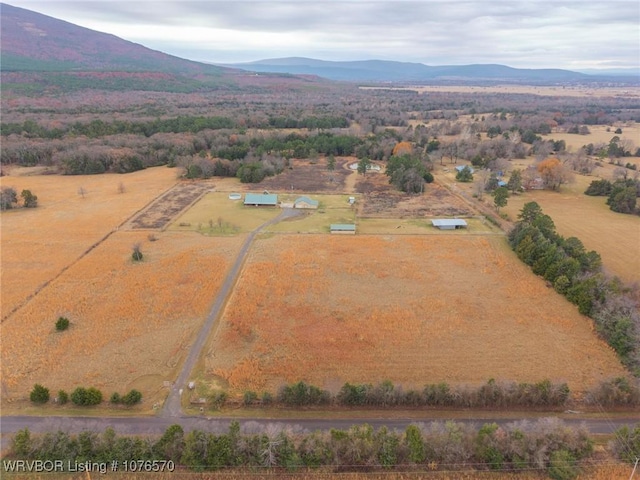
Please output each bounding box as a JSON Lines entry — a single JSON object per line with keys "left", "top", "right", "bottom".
{"left": 7, "top": 0, "right": 640, "bottom": 69}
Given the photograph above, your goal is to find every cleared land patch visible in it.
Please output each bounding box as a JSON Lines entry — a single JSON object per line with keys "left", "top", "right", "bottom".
{"left": 357, "top": 174, "right": 474, "bottom": 218}
{"left": 204, "top": 235, "right": 626, "bottom": 396}
{"left": 260, "top": 157, "right": 351, "bottom": 192}
{"left": 0, "top": 230, "right": 242, "bottom": 410}
{"left": 126, "top": 181, "right": 212, "bottom": 230}
{"left": 0, "top": 167, "right": 177, "bottom": 319}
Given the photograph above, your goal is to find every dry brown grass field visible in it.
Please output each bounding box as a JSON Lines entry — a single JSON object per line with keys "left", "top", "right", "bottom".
{"left": 0, "top": 230, "right": 242, "bottom": 410}
{"left": 501, "top": 174, "right": 640, "bottom": 284}
{"left": 0, "top": 166, "right": 177, "bottom": 319}
{"left": 205, "top": 234, "right": 626, "bottom": 396}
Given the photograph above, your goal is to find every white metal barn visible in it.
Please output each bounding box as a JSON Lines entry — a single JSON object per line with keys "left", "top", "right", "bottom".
{"left": 431, "top": 219, "right": 468, "bottom": 230}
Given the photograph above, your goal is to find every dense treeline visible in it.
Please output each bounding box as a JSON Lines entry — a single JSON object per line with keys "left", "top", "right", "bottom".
{"left": 2, "top": 85, "right": 638, "bottom": 187}
{"left": 584, "top": 178, "right": 639, "bottom": 215}
{"left": 509, "top": 202, "right": 640, "bottom": 373}
{"left": 8, "top": 418, "right": 602, "bottom": 476}
{"left": 1, "top": 114, "right": 349, "bottom": 139}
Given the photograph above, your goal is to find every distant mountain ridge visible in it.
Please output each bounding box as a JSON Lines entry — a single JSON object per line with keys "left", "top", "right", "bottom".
{"left": 224, "top": 57, "right": 594, "bottom": 83}
{"left": 0, "top": 3, "right": 224, "bottom": 75}
{"left": 2, "top": 3, "right": 637, "bottom": 86}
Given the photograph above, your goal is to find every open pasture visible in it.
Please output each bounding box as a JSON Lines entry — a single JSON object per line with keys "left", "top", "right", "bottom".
{"left": 502, "top": 174, "right": 640, "bottom": 284}
{"left": 0, "top": 230, "right": 242, "bottom": 409}
{"left": 356, "top": 216, "right": 497, "bottom": 235}
{"left": 205, "top": 234, "right": 626, "bottom": 395}
{"left": 0, "top": 166, "right": 177, "bottom": 319}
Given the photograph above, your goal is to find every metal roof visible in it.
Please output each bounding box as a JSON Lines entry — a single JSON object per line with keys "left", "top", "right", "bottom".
{"left": 330, "top": 223, "right": 356, "bottom": 231}
{"left": 431, "top": 219, "right": 468, "bottom": 227}
{"left": 294, "top": 196, "right": 319, "bottom": 206}
{"left": 455, "top": 165, "right": 475, "bottom": 173}
{"left": 244, "top": 193, "right": 278, "bottom": 205}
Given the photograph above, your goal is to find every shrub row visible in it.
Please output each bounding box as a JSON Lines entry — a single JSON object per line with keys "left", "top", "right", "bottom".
{"left": 110, "top": 389, "right": 142, "bottom": 406}
{"left": 336, "top": 378, "right": 571, "bottom": 408}
{"left": 10, "top": 418, "right": 598, "bottom": 477}
{"left": 30, "top": 384, "right": 143, "bottom": 407}
{"left": 237, "top": 377, "right": 639, "bottom": 411}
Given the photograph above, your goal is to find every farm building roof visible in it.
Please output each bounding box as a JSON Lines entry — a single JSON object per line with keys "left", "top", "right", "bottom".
{"left": 244, "top": 193, "right": 278, "bottom": 205}
{"left": 431, "top": 219, "right": 468, "bottom": 227}
{"left": 455, "top": 165, "right": 475, "bottom": 173}
{"left": 294, "top": 196, "right": 319, "bottom": 206}
{"left": 330, "top": 223, "right": 356, "bottom": 231}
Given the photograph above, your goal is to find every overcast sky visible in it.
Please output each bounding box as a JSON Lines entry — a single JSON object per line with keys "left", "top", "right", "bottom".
{"left": 6, "top": 0, "right": 640, "bottom": 70}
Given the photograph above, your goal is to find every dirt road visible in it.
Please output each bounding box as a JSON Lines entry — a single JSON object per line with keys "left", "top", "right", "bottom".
{"left": 161, "top": 208, "right": 302, "bottom": 418}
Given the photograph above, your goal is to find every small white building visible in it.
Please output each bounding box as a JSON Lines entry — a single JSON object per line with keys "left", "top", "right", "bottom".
{"left": 431, "top": 219, "right": 468, "bottom": 230}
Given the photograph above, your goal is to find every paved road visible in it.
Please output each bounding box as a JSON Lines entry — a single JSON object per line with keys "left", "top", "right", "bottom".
{"left": 2, "top": 414, "right": 636, "bottom": 440}
{"left": 162, "top": 208, "right": 301, "bottom": 417}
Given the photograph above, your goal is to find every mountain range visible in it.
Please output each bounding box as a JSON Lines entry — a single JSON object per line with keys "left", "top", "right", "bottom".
{"left": 1, "top": 2, "right": 638, "bottom": 86}
{"left": 222, "top": 57, "right": 597, "bottom": 83}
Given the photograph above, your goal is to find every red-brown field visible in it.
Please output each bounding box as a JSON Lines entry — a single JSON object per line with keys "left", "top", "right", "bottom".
{"left": 1, "top": 230, "right": 242, "bottom": 408}
{"left": 206, "top": 234, "right": 626, "bottom": 395}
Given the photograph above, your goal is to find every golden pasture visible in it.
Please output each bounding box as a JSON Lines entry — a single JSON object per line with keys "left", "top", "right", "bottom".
{"left": 0, "top": 166, "right": 177, "bottom": 319}
{"left": 0, "top": 168, "right": 244, "bottom": 408}
{"left": 502, "top": 174, "right": 640, "bottom": 284}
{"left": 1, "top": 230, "right": 241, "bottom": 407}
{"left": 206, "top": 234, "right": 626, "bottom": 395}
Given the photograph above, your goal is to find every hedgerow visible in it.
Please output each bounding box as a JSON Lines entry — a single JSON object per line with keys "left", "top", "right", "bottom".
{"left": 8, "top": 418, "right": 595, "bottom": 476}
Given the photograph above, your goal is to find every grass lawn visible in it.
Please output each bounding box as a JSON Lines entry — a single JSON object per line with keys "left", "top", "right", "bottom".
{"left": 169, "top": 192, "right": 280, "bottom": 234}
{"left": 357, "top": 217, "right": 500, "bottom": 235}
{"left": 266, "top": 194, "right": 357, "bottom": 233}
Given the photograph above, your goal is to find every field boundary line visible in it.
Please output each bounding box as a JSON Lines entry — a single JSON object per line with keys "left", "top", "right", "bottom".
{"left": 1, "top": 181, "right": 179, "bottom": 324}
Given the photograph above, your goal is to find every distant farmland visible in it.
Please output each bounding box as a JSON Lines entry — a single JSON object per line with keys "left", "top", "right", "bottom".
{"left": 205, "top": 234, "right": 626, "bottom": 395}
